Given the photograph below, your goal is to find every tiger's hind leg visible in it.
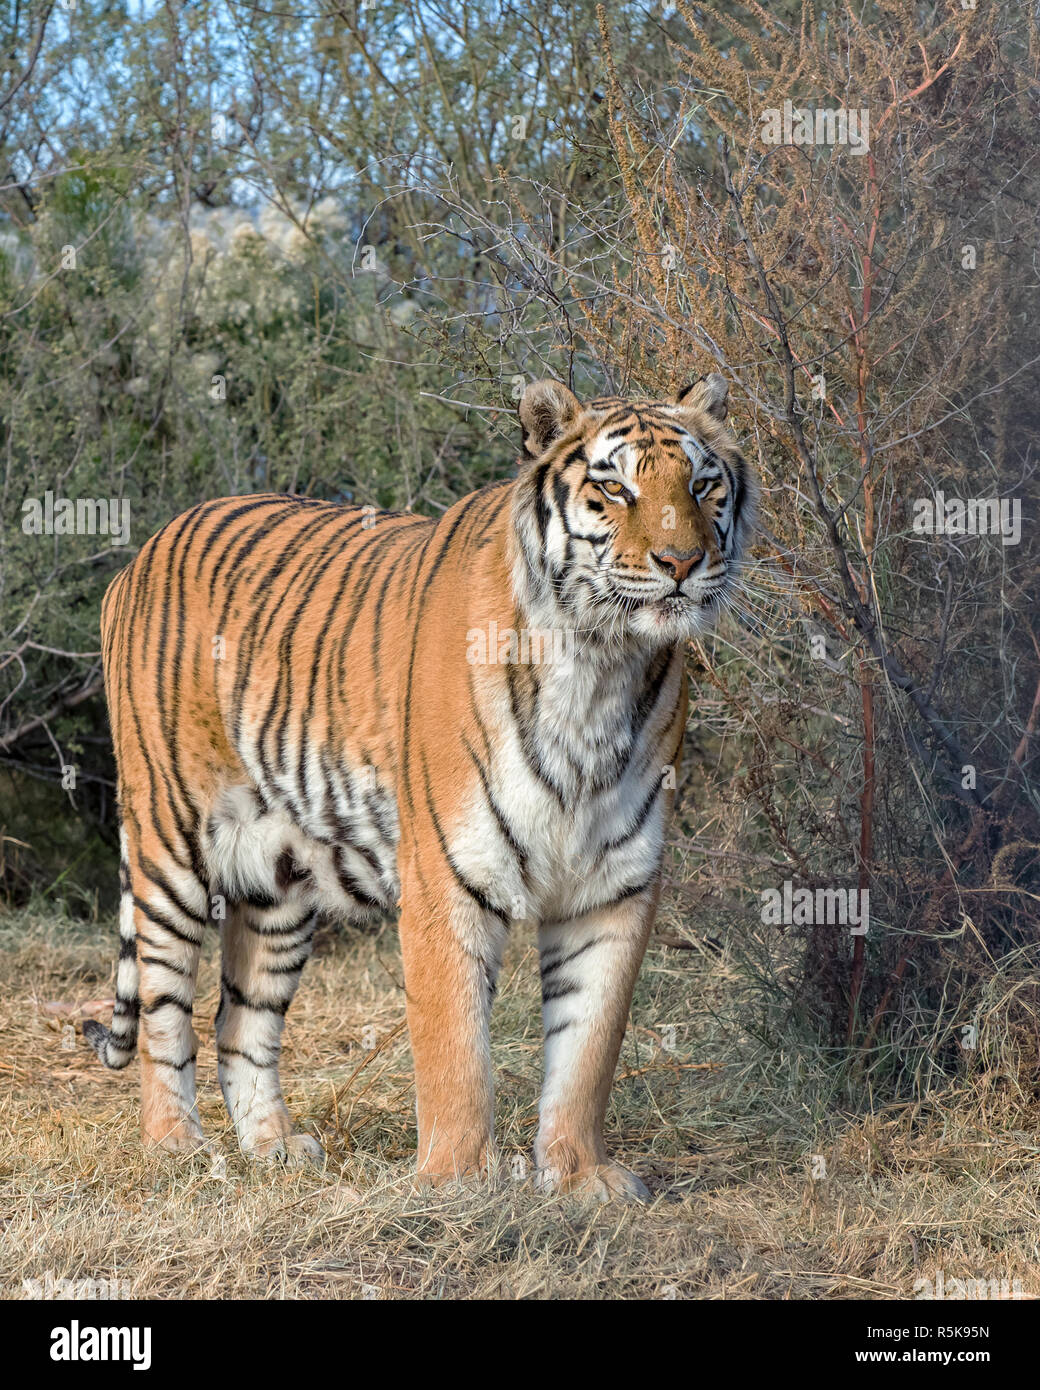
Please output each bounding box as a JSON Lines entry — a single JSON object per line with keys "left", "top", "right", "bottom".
{"left": 215, "top": 899, "right": 324, "bottom": 1165}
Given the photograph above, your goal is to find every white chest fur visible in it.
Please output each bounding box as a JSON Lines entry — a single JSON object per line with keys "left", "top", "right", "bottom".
{"left": 453, "top": 642, "right": 683, "bottom": 925}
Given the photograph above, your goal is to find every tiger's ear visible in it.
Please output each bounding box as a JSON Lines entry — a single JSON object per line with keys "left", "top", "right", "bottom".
{"left": 518, "top": 379, "right": 581, "bottom": 459}
{"left": 674, "top": 373, "right": 728, "bottom": 422}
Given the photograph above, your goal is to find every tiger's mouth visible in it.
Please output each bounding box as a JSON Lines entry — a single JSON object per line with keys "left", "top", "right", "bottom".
{"left": 619, "top": 586, "right": 725, "bottom": 613}
{"left": 602, "top": 581, "right": 731, "bottom": 644}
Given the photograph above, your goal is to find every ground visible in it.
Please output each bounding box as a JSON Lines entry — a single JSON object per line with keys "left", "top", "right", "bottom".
{"left": 1, "top": 904, "right": 1038, "bottom": 1300}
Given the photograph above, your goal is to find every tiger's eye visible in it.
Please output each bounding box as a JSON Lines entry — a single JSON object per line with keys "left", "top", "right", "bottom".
{"left": 600, "top": 480, "right": 627, "bottom": 498}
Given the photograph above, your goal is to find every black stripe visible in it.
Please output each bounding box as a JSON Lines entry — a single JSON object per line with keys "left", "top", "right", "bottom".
{"left": 141, "top": 993, "right": 193, "bottom": 1016}
{"left": 264, "top": 932, "right": 315, "bottom": 954}
{"left": 132, "top": 894, "right": 203, "bottom": 945}
{"left": 462, "top": 734, "right": 528, "bottom": 874}
{"left": 149, "top": 1051, "right": 197, "bottom": 1071}
{"left": 199, "top": 497, "right": 299, "bottom": 593}
{"left": 332, "top": 847, "right": 385, "bottom": 911}
{"left": 542, "top": 979, "right": 581, "bottom": 1004}
{"left": 255, "top": 507, "right": 363, "bottom": 783}
{"left": 401, "top": 486, "right": 501, "bottom": 818}
{"left": 242, "top": 914, "right": 315, "bottom": 938}
{"left": 220, "top": 973, "right": 290, "bottom": 1015}
{"left": 543, "top": 1021, "right": 573, "bottom": 1039}
{"left": 246, "top": 508, "right": 356, "bottom": 787}
{"left": 543, "top": 875, "right": 657, "bottom": 928}
{"left": 137, "top": 857, "right": 208, "bottom": 925}
{"left": 505, "top": 659, "right": 567, "bottom": 809}
{"left": 600, "top": 774, "right": 664, "bottom": 854}
{"left": 138, "top": 954, "right": 189, "bottom": 975}
{"left": 420, "top": 754, "right": 510, "bottom": 923}
{"left": 155, "top": 506, "right": 209, "bottom": 856}
{"left": 540, "top": 936, "right": 603, "bottom": 977}
{"left": 218, "top": 1046, "right": 276, "bottom": 1069}
{"left": 265, "top": 953, "right": 312, "bottom": 975}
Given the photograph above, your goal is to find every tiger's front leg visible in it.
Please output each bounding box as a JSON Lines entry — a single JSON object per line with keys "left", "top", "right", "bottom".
{"left": 534, "top": 884, "right": 660, "bottom": 1201}
{"left": 397, "top": 854, "right": 509, "bottom": 1183}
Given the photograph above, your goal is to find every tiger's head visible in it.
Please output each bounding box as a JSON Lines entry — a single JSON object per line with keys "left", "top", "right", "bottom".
{"left": 512, "top": 375, "right": 756, "bottom": 646}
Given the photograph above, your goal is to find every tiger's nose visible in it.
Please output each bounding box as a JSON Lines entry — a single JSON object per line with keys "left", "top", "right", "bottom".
{"left": 652, "top": 548, "right": 704, "bottom": 583}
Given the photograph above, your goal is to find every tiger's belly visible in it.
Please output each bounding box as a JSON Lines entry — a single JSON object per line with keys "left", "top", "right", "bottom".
{"left": 201, "top": 773, "right": 401, "bottom": 923}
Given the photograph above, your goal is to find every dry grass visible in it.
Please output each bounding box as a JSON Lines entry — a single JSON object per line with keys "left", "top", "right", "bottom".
{"left": 2, "top": 902, "right": 1038, "bottom": 1301}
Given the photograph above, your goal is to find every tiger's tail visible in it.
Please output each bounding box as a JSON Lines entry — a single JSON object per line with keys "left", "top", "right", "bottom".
{"left": 84, "top": 835, "right": 140, "bottom": 1069}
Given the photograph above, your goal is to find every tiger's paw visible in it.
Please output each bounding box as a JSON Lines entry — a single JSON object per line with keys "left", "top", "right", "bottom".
{"left": 142, "top": 1122, "right": 215, "bottom": 1158}
{"left": 536, "top": 1159, "right": 650, "bottom": 1204}
{"left": 414, "top": 1135, "right": 494, "bottom": 1190}
{"left": 410, "top": 1170, "right": 484, "bottom": 1197}
{"left": 244, "top": 1131, "right": 326, "bottom": 1168}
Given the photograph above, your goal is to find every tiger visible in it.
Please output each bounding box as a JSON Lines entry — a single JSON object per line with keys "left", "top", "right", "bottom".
{"left": 84, "top": 372, "right": 755, "bottom": 1200}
